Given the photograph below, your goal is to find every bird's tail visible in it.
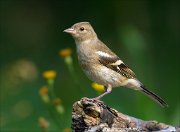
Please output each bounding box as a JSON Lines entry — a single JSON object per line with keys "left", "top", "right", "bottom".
{"left": 140, "top": 85, "right": 168, "bottom": 108}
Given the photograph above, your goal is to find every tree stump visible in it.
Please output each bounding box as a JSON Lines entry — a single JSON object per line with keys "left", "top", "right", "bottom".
{"left": 71, "top": 97, "right": 179, "bottom": 132}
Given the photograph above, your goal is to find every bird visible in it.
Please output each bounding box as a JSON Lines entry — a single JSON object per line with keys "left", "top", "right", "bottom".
{"left": 63, "top": 22, "right": 168, "bottom": 107}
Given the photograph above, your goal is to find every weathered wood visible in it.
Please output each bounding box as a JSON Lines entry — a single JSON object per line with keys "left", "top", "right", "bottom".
{"left": 71, "top": 97, "right": 179, "bottom": 132}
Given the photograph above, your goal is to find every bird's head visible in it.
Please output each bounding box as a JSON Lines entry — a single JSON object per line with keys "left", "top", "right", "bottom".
{"left": 64, "top": 22, "right": 97, "bottom": 43}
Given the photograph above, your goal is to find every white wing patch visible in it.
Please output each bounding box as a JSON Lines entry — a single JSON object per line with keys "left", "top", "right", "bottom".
{"left": 96, "top": 51, "right": 124, "bottom": 66}
{"left": 111, "top": 60, "right": 123, "bottom": 66}
{"left": 96, "top": 51, "right": 112, "bottom": 58}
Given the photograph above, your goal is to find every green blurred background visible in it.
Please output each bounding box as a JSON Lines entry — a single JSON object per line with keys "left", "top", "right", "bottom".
{"left": 0, "top": 0, "right": 179, "bottom": 131}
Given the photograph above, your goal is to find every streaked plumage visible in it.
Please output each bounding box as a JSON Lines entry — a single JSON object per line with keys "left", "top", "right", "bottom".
{"left": 64, "top": 22, "right": 168, "bottom": 107}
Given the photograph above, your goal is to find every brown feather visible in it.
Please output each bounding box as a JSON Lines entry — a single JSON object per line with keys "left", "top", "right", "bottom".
{"left": 98, "top": 54, "right": 136, "bottom": 79}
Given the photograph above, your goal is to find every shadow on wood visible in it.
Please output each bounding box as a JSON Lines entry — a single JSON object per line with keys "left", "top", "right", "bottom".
{"left": 71, "top": 97, "right": 179, "bottom": 132}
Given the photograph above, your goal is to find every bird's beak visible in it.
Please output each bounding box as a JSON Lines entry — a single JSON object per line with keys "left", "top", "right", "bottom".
{"left": 63, "top": 28, "right": 76, "bottom": 34}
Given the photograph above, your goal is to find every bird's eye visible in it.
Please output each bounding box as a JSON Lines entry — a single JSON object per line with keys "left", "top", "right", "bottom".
{"left": 80, "top": 27, "right": 84, "bottom": 31}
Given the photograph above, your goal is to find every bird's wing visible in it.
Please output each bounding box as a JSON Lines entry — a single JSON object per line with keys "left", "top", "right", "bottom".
{"left": 96, "top": 51, "right": 136, "bottom": 79}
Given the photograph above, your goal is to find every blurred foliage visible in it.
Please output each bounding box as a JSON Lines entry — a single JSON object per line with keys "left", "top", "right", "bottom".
{"left": 0, "top": 0, "right": 179, "bottom": 131}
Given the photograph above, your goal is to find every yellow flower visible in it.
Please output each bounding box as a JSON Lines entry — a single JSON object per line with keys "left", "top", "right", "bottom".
{"left": 52, "top": 98, "right": 64, "bottom": 114}
{"left": 39, "top": 86, "right": 50, "bottom": 103}
{"left": 52, "top": 98, "right": 62, "bottom": 106}
{"left": 59, "top": 48, "right": 73, "bottom": 73}
{"left": 38, "top": 116, "right": 49, "bottom": 129}
{"left": 59, "top": 48, "right": 72, "bottom": 58}
{"left": 42, "top": 70, "right": 56, "bottom": 80}
{"left": 63, "top": 128, "right": 71, "bottom": 132}
{"left": 91, "top": 82, "right": 104, "bottom": 93}
{"left": 39, "top": 86, "right": 48, "bottom": 96}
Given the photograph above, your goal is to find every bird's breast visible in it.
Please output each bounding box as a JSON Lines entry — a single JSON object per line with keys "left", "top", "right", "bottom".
{"left": 76, "top": 43, "right": 127, "bottom": 87}
{"left": 80, "top": 61, "right": 127, "bottom": 87}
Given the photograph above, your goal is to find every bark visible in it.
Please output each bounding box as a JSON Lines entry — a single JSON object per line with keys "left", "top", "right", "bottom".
{"left": 71, "top": 97, "right": 179, "bottom": 132}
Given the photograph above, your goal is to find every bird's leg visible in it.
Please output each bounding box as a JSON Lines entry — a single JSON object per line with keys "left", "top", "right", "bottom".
{"left": 93, "top": 84, "right": 112, "bottom": 100}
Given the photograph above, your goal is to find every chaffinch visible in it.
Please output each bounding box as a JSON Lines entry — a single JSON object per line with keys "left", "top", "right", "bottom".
{"left": 64, "top": 22, "right": 168, "bottom": 107}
